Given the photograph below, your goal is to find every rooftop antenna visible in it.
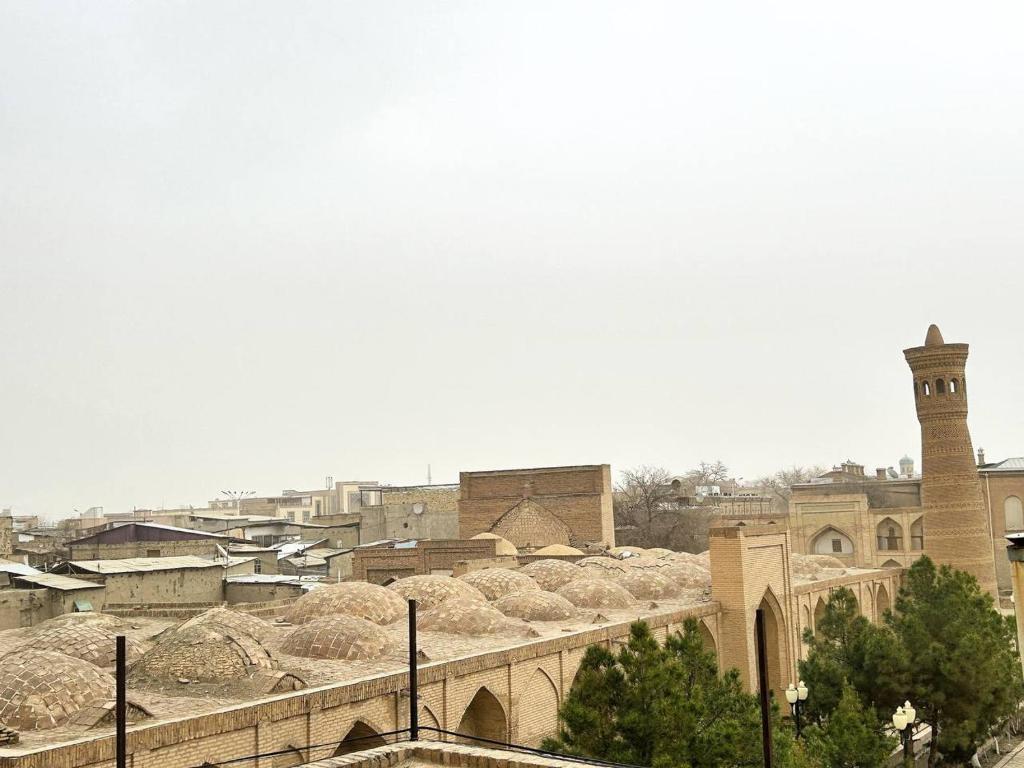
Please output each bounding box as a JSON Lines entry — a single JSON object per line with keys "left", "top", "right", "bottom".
{"left": 427, "top": 464, "right": 432, "bottom": 486}
{"left": 326, "top": 475, "right": 333, "bottom": 489}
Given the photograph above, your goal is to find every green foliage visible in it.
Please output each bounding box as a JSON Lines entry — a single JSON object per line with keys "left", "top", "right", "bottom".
{"left": 799, "top": 587, "right": 908, "bottom": 723}
{"left": 544, "top": 619, "right": 798, "bottom": 768}
{"left": 888, "top": 557, "right": 1024, "bottom": 763}
{"left": 802, "top": 685, "right": 896, "bottom": 768}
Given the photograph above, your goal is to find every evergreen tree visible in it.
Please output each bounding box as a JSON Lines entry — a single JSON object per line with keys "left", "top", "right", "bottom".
{"left": 888, "top": 557, "right": 1023, "bottom": 766}
{"left": 802, "top": 685, "right": 895, "bottom": 768}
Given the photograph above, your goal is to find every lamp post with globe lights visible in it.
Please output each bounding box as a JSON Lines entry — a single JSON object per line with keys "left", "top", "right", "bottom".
{"left": 784, "top": 681, "right": 809, "bottom": 738}
{"left": 892, "top": 701, "right": 917, "bottom": 768}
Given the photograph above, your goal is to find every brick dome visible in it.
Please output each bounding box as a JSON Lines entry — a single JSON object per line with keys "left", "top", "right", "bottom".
{"left": 284, "top": 582, "right": 407, "bottom": 626}
{"left": 621, "top": 556, "right": 675, "bottom": 571}
{"left": 458, "top": 568, "right": 539, "bottom": 601}
{"left": 0, "top": 649, "right": 114, "bottom": 731}
{"left": 178, "top": 606, "right": 274, "bottom": 641}
{"left": 43, "top": 611, "right": 128, "bottom": 631}
{"left": 533, "top": 544, "right": 583, "bottom": 556}
{"left": 576, "top": 556, "right": 629, "bottom": 579}
{"left": 617, "top": 570, "right": 682, "bottom": 600}
{"left": 281, "top": 616, "right": 393, "bottom": 660}
{"left": 470, "top": 533, "right": 519, "bottom": 556}
{"left": 609, "top": 546, "right": 648, "bottom": 558}
{"left": 18, "top": 623, "right": 144, "bottom": 668}
{"left": 518, "top": 559, "right": 582, "bottom": 591}
{"left": 130, "top": 625, "right": 276, "bottom": 685}
{"left": 494, "top": 590, "right": 577, "bottom": 621}
{"left": 659, "top": 561, "right": 711, "bottom": 589}
{"left": 388, "top": 575, "right": 486, "bottom": 610}
{"left": 417, "top": 597, "right": 520, "bottom": 636}
{"left": 556, "top": 579, "right": 633, "bottom": 609}
{"left": 645, "top": 548, "right": 675, "bottom": 558}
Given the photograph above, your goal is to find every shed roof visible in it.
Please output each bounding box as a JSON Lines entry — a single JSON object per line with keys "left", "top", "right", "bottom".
{"left": 58, "top": 556, "right": 226, "bottom": 574}
{"left": 67, "top": 521, "right": 233, "bottom": 546}
{"left": 0, "top": 559, "right": 41, "bottom": 576}
{"left": 13, "top": 572, "right": 102, "bottom": 591}
{"left": 982, "top": 457, "right": 1024, "bottom": 471}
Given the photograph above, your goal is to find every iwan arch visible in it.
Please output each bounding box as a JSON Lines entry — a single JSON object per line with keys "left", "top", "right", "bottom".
{"left": 0, "top": 526, "right": 900, "bottom": 768}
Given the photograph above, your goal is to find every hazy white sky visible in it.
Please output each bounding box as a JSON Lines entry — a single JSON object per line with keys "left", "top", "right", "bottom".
{"left": 2, "top": 2, "right": 1023, "bottom": 518}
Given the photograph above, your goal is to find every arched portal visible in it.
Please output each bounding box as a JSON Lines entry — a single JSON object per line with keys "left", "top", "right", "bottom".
{"left": 756, "top": 590, "right": 787, "bottom": 698}
{"left": 813, "top": 597, "right": 827, "bottom": 632}
{"left": 516, "top": 670, "right": 559, "bottom": 747}
{"left": 456, "top": 687, "right": 508, "bottom": 745}
{"left": 874, "top": 584, "right": 891, "bottom": 619}
{"left": 810, "top": 527, "right": 854, "bottom": 556}
{"left": 334, "top": 721, "right": 387, "bottom": 756}
{"left": 698, "top": 620, "right": 717, "bottom": 662}
{"left": 420, "top": 706, "right": 441, "bottom": 741}
{"left": 910, "top": 518, "right": 924, "bottom": 551}
{"left": 801, "top": 605, "right": 811, "bottom": 644}
{"left": 875, "top": 518, "right": 904, "bottom": 551}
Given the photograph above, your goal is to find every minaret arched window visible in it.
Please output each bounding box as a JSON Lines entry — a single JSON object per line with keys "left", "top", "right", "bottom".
{"left": 950, "top": 378, "right": 959, "bottom": 394}
{"left": 922, "top": 381, "right": 931, "bottom": 396}
{"left": 935, "top": 379, "right": 946, "bottom": 394}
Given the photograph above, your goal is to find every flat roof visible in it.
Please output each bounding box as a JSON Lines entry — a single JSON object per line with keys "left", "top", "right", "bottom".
{"left": 68, "top": 521, "right": 233, "bottom": 545}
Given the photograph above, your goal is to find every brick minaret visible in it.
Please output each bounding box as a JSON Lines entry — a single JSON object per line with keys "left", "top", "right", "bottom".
{"left": 904, "top": 324, "right": 997, "bottom": 595}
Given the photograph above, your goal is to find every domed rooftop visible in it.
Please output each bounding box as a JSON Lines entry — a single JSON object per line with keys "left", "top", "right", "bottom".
{"left": 659, "top": 561, "right": 711, "bottom": 589}
{"left": 458, "top": 568, "right": 539, "bottom": 601}
{"left": 556, "top": 579, "right": 633, "bottom": 609}
{"left": 281, "top": 616, "right": 393, "bottom": 660}
{"left": 519, "top": 559, "right": 583, "bottom": 591}
{"left": 621, "top": 556, "right": 675, "bottom": 571}
{"left": 617, "top": 570, "right": 682, "bottom": 600}
{"left": 791, "top": 553, "right": 847, "bottom": 580}
{"left": 533, "top": 544, "right": 583, "bottom": 556}
{"left": 493, "top": 590, "right": 577, "bottom": 621}
{"left": 19, "top": 623, "right": 144, "bottom": 668}
{"left": 609, "top": 546, "right": 647, "bottom": 558}
{"left": 470, "top": 532, "right": 519, "bottom": 556}
{"left": 0, "top": 649, "right": 114, "bottom": 731}
{"left": 417, "top": 597, "right": 524, "bottom": 636}
{"left": 389, "top": 575, "right": 486, "bottom": 610}
{"left": 285, "top": 582, "right": 407, "bottom": 626}
{"left": 42, "top": 611, "right": 128, "bottom": 631}
{"left": 130, "top": 625, "right": 276, "bottom": 685}
{"left": 645, "top": 548, "right": 675, "bottom": 558}
{"left": 178, "top": 606, "right": 274, "bottom": 641}
{"left": 576, "top": 556, "right": 629, "bottom": 578}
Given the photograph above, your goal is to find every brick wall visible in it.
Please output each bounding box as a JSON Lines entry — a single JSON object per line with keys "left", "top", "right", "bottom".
{"left": 68, "top": 539, "right": 219, "bottom": 561}
{"left": 352, "top": 540, "right": 498, "bottom": 583}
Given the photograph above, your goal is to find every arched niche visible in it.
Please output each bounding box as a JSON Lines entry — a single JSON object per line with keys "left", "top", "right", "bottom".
{"left": 810, "top": 527, "right": 854, "bottom": 556}
{"left": 875, "top": 518, "right": 904, "bottom": 551}
{"left": 456, "top": 687, "right": 508, "bottom": 746}
{"left": 334, "top": 721, "right": 387, "bottom": 757}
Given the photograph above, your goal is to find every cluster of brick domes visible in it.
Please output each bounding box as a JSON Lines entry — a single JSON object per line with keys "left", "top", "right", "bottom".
{"left": 281, "top": 616, "right": 393, "bottom": 660}
{"left": 285, "top": 582, "right": 406, "bottom": 625}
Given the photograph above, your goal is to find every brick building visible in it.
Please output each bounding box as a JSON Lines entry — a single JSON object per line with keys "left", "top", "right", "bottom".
{"left": 458, "top": 465, "right": 615, "bottom": 549}
{"left": 66, "top": 523, "right": 235, "bottom": 561}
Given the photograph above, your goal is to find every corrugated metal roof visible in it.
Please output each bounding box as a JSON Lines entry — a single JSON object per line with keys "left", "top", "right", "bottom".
{"left": 68, "top": 521, "right": 232, "bottom": 545}
{"left": 62, "top": 556, "right": 226, "bottom": 574}
{"left": 14, "top": 572, "right": 101, "bottom": 591}
{"left": 986, "top": 457, "right": 1024, "bottom": 471}
{"left": 225, "top": 574, "right": 303, "bottom": 584}
{"left": 0, "top": 559, "right": 40, "bottom": 576}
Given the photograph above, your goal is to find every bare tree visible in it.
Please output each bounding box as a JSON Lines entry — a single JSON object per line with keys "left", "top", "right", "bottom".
{"left": 755, "top": 465, "right": 827, "bottom": 513}
{"left": 684, "top": 460, "right": 730, "bottom": 490}
{"left": 615, "top": 465, "right": 674, "bottom": 527}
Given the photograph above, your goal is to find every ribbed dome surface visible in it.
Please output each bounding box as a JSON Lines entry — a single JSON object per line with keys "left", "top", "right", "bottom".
{"left": 0, "top": 649, "right": 114, "bottom": 731}
{"left": 532, "top": 544, "right": 583, "bottom": 556}
{"left": 281, "top": 616, "right": 393, "bottom": 660}
{"left": 659, "top": 561, "right": 712, "bottom": 589}
{"left": 20, "top": 623, "right": 144, "bottom": 668}
{"left": 556, "top": 579, "right": 633, "bottom": 609}
{"left": 178, "top": 606, "right": 274, "bottom": 641}
{"left": 576, "top": 556, "right": 629, "bottom": 579}
{"left": 470, "top": 533, "right": 519, "bottom": 556}
{"left": 617, "top": 570, "right": 682, "bottom": 600}
{"left": 458, "top": 568, "right": 539, "bottom": 601}
{"left": 519, "top": 559, "right": 583, "bottom": 591}
{"left": 285, "top": 582, "right": 407, "bottom": 625}
{"left": 389, "top": 575, "right": 486, "bottom": 610}
{"left": 417, "top": 597, "right": 515, "bottom": 636}
{"left": 645, "top": 548, "right": 675, "bottom": 558}
{"left": 130, "top": 625, "right": 276, "bottom": 684}
{"left": 494, "top": 590, "right": 577, "bottom": 621}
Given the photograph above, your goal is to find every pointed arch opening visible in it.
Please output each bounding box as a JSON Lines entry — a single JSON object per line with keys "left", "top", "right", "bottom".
{"left": 517, "top": 670, "right": 559, "bottom": 747}
{"left": 810, "top": 526, "right": 854, "bottom": 556}
{"left": 1005, "top": 496, "right": 1024, "bottom": 532}
{"left": 419, "top": 705, "right": 441, "bottom": 741}
{"left": 881, "top": 559, "right": 902, "bottom": 569}
{"left": 875, "top": 518, "right": 904, "bottom": 551}
{"left": 698, "top": 619, "right": 717, "bottom": 662}
{"left": 910, "top": 518, "right": 924, "bottom": 550}
{"left": 334, "top": 721, "right": 387, "bottom": 757}
{"left": 874, "top": 584, "right": 890, "bottom": 620}
{"left": 935, "top": 379, "right": 946, "bottom": 394}
{"left": 813, "top": 596, "right": 827, "bottom": 632}
{"left": 756, "top": 589, "right": 787, "bottom": 698}
{"left": 272, "top": 746, "right": 305, "bottom": 768}
{"left": 456, "top": 687, "right": 507, "bottom": 746}
{"left": 922, "top": 381, "right": 931, "bottom": 396}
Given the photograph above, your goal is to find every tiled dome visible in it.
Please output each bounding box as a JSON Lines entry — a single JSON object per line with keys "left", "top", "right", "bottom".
{"left": 494, "top": 590, "right": 577, "bottom": 621}
{"left": 130, "top": 625, "right": 276, "bottom": 685}
{"left": 617, "top": 570, "right": 682, "bottom": 600}
{"left": 388, "top": 575, "right": 486, "bottom": 610}
{"left": 458, "top": 568, "right": 539, "bottom": 601}
{"left": 417, "top": 597, "right": 519, "bottom": 636}
{"left": 178, "top": 606, "right": 274, "bottom": 641}
{"left": 0, "top": 649, "right": 114, "bottom": 731}
{"left": 281, "top": 616, "right": 393, "bottom": 660}
{"left": 556, "top": 579, "right": 633, "bottom": 609}
{"left": 519, "top": 559, "right": 583, "bottom": 591}
{"left": 284, "top": 582, "right": 407, "bottom": 625}
{"left": 19, "top": 623, "right": 144, "bottom": 668}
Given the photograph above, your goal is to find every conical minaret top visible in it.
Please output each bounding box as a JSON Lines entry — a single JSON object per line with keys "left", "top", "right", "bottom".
{"left": 903, "top": 325, "right": 997, "bottom": 596}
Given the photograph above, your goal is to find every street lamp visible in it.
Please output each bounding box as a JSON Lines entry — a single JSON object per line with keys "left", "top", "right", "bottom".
{"left": 892, "top": 701, "right": 917, "bottom": 768}
{"left": 785, "top": 680, "right": 809, "bottom": 738}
